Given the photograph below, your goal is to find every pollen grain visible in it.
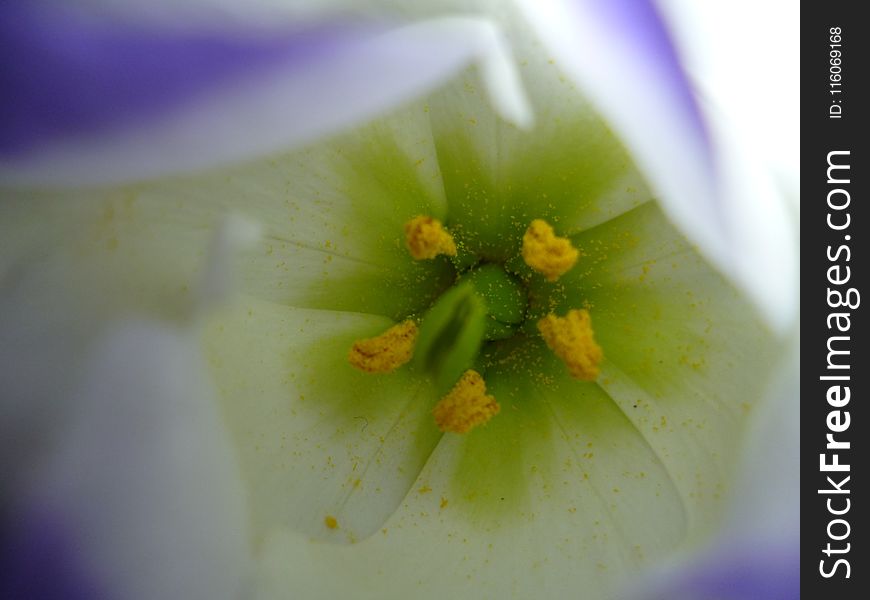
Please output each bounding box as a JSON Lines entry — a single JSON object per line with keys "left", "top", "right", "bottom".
{"left": 433, "top": 370, "right": 500, "bottom": 434}
{"left": 522, "top": 219, "right": 579, "bottom": 281}
{"left": 404, "top": 216, "right": 457, "bottom": 260}
{"left": 537, "top": 309, "right": 603, "bottom": 381}
{"left": 348, "top": 320, "right": 418, "bottom": 373}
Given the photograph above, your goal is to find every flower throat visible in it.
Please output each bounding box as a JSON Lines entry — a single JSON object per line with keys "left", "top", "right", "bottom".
{"left": 347, "top": 215, "right": 602, "bottom": 434}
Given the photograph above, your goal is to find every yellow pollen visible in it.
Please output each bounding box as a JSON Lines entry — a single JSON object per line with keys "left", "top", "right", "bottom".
{"left": 537, "top": 309, "right": 603, "bottom": 381}
{"left": 324, "top": 515, "right": 339, "bottom": 529}
{"left": 348, "top": 320, "right": 418, "bottom": 373}
{"left": 404, "top": 216, "right": 457, "bottom": 260}
{"left": 521, "top": 219, "right": 579, "bottom": 281}
{"left": 433, "top": 370, "right": 500, "bottom": 434}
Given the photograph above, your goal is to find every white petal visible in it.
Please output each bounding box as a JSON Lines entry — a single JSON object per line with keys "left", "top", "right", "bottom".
{"left": 514, "top": 0, "right": 798, "bottom": 332}
{"left": 656, "top": 0, "right": 800, "bottom": 189}
{"left": 556, "top": 201, "right": 784, "bottom": 532}
{"left": 196, "top": 214, "right": 263, "bottom": 314}
{"left": 514, "top": 1, "right": 719, "bottom": 243}
{"left": 658, "top": 0, "right": 799, "bottom": 332}
{"left": 20, "top": 320, "right": 251, "bottom": 600}
{"left": 249, "top": 202, "right": 784, "bottom": 600}
{"left": 0, "top": 107, "right": 452, "bottom": 321}
{"left": 201, "top": 298, "right": 443, "bottom": 543}
{"left": 624, "top": 343, "right": 799, "bottom": 600}
{"left": 425, "top": 23, "right": 654, "bottom": 255}
{"left": 254, "top": 370, "right": 688, "bottom": 599}
{"left": 701, "top": 110, "right": 799, "bottom": 335}
{"left": 724, "top": 341, "right": 799, "bottom": 537}
{"left": 0, "top": 204, "right": 255, "bottom": 476}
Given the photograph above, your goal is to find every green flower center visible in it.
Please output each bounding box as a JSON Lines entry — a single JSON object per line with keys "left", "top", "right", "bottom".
{"left": 460, "top": 262, "right": 527, "bottom": 340}
{"left": 349, "top": 214, "right": 603, "bottom": 433}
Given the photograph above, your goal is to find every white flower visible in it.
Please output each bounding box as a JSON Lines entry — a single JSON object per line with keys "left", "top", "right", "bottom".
{"left": 0, "top": 1, "right": 797, "bottom": 599}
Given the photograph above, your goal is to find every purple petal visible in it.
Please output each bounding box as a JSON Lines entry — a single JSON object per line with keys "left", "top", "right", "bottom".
{"left": 0, "top": 508, "right": 106, "bottom": 600}
{"left": 584, "top": 0, "right": 709, "bottom": 145}
{"left": 681, "top": 544, "right": 799, "bottom": 600}
{"left": 0, "top": 3, "right": 375, "bottom": 157}
{"left": 640, "top": 539, "right": 799, "bottom": 600}
{"left": 0, "top": 8, "right": 530, "bottom": 186}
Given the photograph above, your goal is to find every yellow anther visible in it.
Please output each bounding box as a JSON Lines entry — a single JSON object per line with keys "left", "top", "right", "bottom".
{"left": 324, "top": 515, "right": 339, "bottom": 530}
{"left": 433, "top": 370, "right": 500, "bottom": 434}
{"left": 521, "top": 219, "right": 579, "bottom": 281}
{"left": 348, "top": 320, "right": 418, "bottom": 373}
{"left": 537, "top": 309, "right": 603, "bottom": 381}
{"left": 404, "top": 216, "right": 457, "bottom": 260}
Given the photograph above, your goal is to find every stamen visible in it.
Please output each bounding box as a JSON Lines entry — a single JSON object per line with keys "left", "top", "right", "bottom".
{"left": 537, "top": 309, "right": 603, "bottom": 381}
{"left": 348, "top": 320, "right": 418, "bottom": 373}
{"left": 404, "top": 216, "right": 457, "bottom": 260}
{"left": 433, "top": 370, "right": 500, "bottom": 434}
{"left": 521, "top": 219, "right": 579, "bottom": 281}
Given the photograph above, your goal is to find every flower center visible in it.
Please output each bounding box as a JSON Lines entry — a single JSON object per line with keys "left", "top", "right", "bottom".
{"left": 460, "top": 262, "right": 527, "bottom": 341}
{"left": 348, "top": 215, "right": 603, "bottom": 433}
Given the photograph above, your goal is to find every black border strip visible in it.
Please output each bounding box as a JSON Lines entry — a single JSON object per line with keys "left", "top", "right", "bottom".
{"left": 802, "top": 4, "right": 867, "bottom": 596}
